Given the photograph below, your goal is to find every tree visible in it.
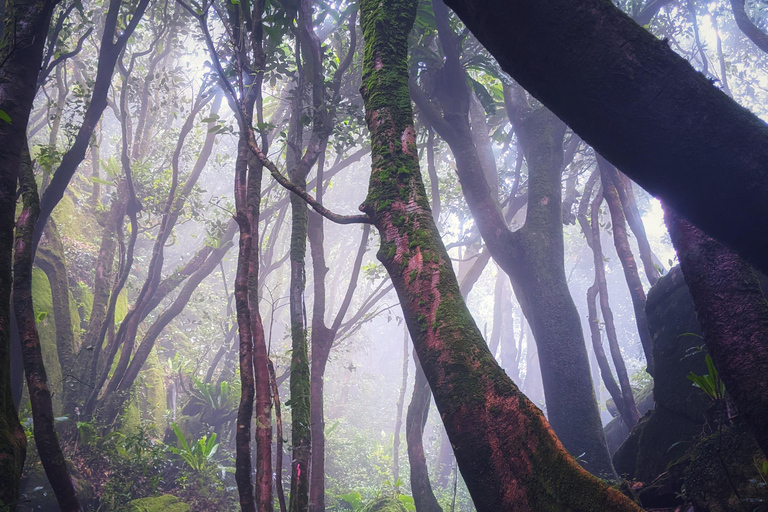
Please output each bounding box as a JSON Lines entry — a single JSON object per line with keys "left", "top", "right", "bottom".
{"left": 410, "top": 6, "right": 614, "bottom": 474}
{"left": 442, "top": 0, "right": 768, "bottom": 277}
{"left": 355, "top": 0, "right": 642, "bottom": 508}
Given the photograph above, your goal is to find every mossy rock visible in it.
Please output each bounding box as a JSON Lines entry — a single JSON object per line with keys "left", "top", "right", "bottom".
{"left": 126, "top": 494, "right": 190, "bottom": 512}
{"left": 360, "top": 496, "right": 408, "bottom": 512}
{"left": 684, "top": 421, "right": 768, "bottom": 512}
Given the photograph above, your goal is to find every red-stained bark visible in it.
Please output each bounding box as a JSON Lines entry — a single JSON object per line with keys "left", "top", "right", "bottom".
{"left": 665, "top": 207, "right": 768, "bottom": 460}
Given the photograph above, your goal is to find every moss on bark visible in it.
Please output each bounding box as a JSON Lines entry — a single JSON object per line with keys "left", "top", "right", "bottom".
{"left": 357, "top": 0, "right": 641, "bottom": 509}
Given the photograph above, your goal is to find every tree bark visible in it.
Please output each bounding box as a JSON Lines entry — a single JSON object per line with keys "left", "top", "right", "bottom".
{"left": 730, "top": 0, "right": 768, "bottom": 54}
{"left": 406, "top": 359, "right": 443, "bottom": 512}
{"left": 583, "top": 190, "right": 640, "bottom": 428}
{"left": 665, "top": 207, "right": 768, "bottom": 460}
{"left": 409, "top": 2, "right": 614, "bottom": 477}
{"left": 358, "top": 0, "right": 641, "bottom": 508}
{"left": 15, "top": 146, "right": 81, "bottom": 511}
{"left": 616, "top": 173, "right": 660, "bottom": 286}
{"left": 36, "top": 219, "right": 79, "bottom": 413}
{"left": 598, "top": 155, "right": 654, "bottom": 375}
{"left": 442, "top": 0, "right": 768, "bottom": 277}
{"left": 393, "top": 326, "right": 409, "bottom": 485}
{"left": 0, "top": 0, "right": 56, "bottom": 504}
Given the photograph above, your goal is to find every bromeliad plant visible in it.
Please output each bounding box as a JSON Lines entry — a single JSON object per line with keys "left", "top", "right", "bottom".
{"left": 169, "top": 423, "right": 219, "bottom": 474}
{"left": 687, "top": 354, "right": 726, "bottom": 401}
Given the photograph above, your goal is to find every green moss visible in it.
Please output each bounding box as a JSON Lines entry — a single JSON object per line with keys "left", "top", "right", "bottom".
{"left": 126, "top": 494, "right": 190, "bottom": 512}
{"left": 31, "top": 267, "right": 63, "bottom": 414}
{"left": 115, "top": 290, "right": 128, "bottom": 324}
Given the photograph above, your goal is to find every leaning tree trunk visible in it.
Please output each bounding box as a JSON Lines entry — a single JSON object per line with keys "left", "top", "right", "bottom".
{"left": 442, "top": 0, "right": 768, "bottom": 277}
{"left": 665, "top": 207, "right": 768, "bottom": 460}
{"left": 357, "top": 0, "right": 641, "bottom": 509}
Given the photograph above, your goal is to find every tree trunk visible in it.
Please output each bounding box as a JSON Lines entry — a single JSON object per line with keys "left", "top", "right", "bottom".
{"left": 36, "top": 219, "right": 79, "bottom": 413}
{"left": 616, "top": 173, "right": 660, "bottom": 286}
{"left": 730, "top": 0, "right": 768, "bottom": 53}
{"left": 406, "top": 358, "right": 443, "bottom": 512}
{"left": 442, "top": 0, "right": 768, "bottom": 277}
{"left": 665, "top": 207, "right": 768, "bottom": 460}
{"left": 358, "top": 0, "right": 641, "bottom": 508}
{"left": 410, "top": 6, "right": 614, "bottom": 476}
{"left": 582, "top": 190, "right": 640, "bottom": 428}
{"left": 598, "top": 155, "right": 654, "bottom": 375}
{"left": 393, "top": 326, "right": 409, "bottom": 485}
{"left": 0, "top": 0, "right": 56, "bottom": 504}
{"left": 15, "top": 146, "right": 81, "bottom": 511}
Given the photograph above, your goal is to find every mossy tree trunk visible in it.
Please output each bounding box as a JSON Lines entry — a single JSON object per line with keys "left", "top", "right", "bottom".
{"left": 441, "top": 0, "right": 768, "bottom": 278}
{"left": 0, "top": 0, "right": 56, "bottom": 503}
{"left": 665, "top": 207, "right": 768, "bottom": 460}
{"left": 358, "top": 0, "right": 642, "bottom": 508}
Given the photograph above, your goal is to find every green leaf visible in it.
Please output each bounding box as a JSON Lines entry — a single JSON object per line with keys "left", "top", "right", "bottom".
{"left": 336, "top": 492, "right": 362, "bottom": 511}
{"left": 89, "top": 176, "right": 113, "bottom": 186}
{"left": 0, "top": 109, "right": 11, "bottom": 125}
{"left": 469, "top": 78, "right": 497, "bottom": 115}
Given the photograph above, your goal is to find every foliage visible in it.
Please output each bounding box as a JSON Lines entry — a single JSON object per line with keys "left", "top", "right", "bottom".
{"left": 687, "top": 354, "right": 726, "bottom": 401}
{"left": 168, "top": 423, "right": 219, "bottom": 474}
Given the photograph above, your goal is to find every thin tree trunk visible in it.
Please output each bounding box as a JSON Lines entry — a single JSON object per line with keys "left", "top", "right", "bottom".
{"left": 14, "top": 145, "right": 81, "bottom": 511}
{"left": 406, "top": 358, "right": 443, "bottom": 512}
{"left": 730, "top": 0, "right": 768, "bottom": 53}
{"left": 583, "top": 190, "right": 640, "bottom": 428}
{"left": 616, "top": 173, "right": 660, "bottom": 286}
{"left": 270, "top": 360, "right": 288, "bottom": 512}
{"left": 665, "top": 207, "right": 768, "bottom": 460}
{"left": 36, "top": 219, "right": 78, "bottom": 413}
{"left": 393, "top": 325, "right": 409, "bottom": 485}
{"left": 33, "top": 0, "right": 151, "bottom": 251}
{"left": 598, "top": 155, "right": 654, "bottom": 376}
{"left": 358, "top": 1, "right": 640, "bottom": 508}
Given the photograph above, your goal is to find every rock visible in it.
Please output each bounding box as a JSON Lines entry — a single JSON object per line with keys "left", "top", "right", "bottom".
{"left": 613, "top": 266, "right": 710, "bottom": 480}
